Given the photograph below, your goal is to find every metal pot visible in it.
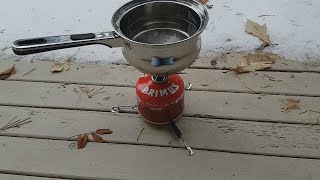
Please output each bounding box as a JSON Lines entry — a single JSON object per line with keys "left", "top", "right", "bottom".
{"left": 12, "top": 0, "right": 209, "bottom": 75}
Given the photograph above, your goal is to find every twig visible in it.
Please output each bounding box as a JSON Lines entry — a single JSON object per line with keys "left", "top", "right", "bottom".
{"left": 88, "top": 88, "right": 96, "bottom": 94}
{"left": 78, "top": 86, "right": 91, "bottom": 98}
{"left": 299, "top": 110, "right": 308, "bottom": 115}
{"left": 310, "top": 110, "right": 320, "bottom": 114}
{"left": 0, "top": 119, "right": 26, "bottom": 131}
{"left": 0, "top": 117, "right": 31, "bottom": 131}
{"left": 258, "top": 15, "right": 276, "bottom": 17}
{"left": 5, "top": 120, "right": 32, "bottom": 130}
{"left": 136, "top": 127, "right": 145, "bottom": 142}
{"left": 22, "top": 67, "right": 37, "bottom": 76}
{"left": 261, "top": 84, "right": 273, "bottom": 88}
{"left": 0, "top": 116, "right": 17, "bottom": 130}
{"left": 103, "top": 96, "right": 111, "bottom": 101}
{"left": 4, "top": 117, "right": 31, "bottom": 129}
{"left": 255, "top": 43, "right": 269, "bottom": 51}
{"left": 90, "top": 87, "right": 105, "bottom": 98}
{"left": 235, "top": 75, "right": 258, "bottom": 93}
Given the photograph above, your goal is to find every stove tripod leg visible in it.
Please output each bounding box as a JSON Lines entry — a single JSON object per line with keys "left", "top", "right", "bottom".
{"left": 170, "top": 120, "right": 194, "bottom": 156}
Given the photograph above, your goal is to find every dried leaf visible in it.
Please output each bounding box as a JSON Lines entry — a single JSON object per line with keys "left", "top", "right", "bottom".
{"left": 244, "top": 52, "right": 279, "bottom": 64}
{"left": 245, "top": 19, "right": 271, "bottom": 45}
{"left": 198, "top": 0, "right": 208, "bottom": 4}
{"left": 0, "top": 65, "right": 15, "bottom": 80}
{"left": 96, "top": 129, "right": 113, "bottom": 135}
{"left": 281, "top": 99, "right": 300, "bottom": 113}
{"left": 91, "top": 132, "right": 104, "bottom": 143}
{"left": 51, "top": 63, "right": 64, "bottom": 72}
{"left": 80, "top": 134, "right": 89, "bottom": 149}
{"left": 230, "top": 62, "right": 272, "bottom": 73}
{"left": 76, "top": 134, "right": 83, "bottom": 149}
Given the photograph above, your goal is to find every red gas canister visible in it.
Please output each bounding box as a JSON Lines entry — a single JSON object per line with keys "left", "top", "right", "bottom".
{"left": 136, "top": 74, "right": 184, "bottom": 124}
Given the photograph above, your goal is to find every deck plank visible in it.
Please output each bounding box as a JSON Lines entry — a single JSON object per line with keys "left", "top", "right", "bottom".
{"left": 0, "top": 136, "right": 320, "bottom": 180}
{"left": 2, "top": 60, "right": 320, "bottom": 96}
{"left": 0, "top": 80, "right": 319, "bottom": 124}
{"left": 0, "top": 106, "right": 320, "bottom": 158}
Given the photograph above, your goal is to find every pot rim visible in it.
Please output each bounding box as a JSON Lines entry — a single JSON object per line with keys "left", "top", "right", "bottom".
{"left": 111, "top": 0, "right": 209, "bottom": 47}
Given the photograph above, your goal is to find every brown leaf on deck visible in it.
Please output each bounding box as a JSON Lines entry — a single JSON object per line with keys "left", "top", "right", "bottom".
{"left": 80, "top": 134, "right": 89, "bottom": 149}
{"left": 76, "top": 134, "right": 83, "bottom": 149}
{"left": 91, "top": 132, "right": 104, "bottom": 143}
{"left": 281, "top": 99, "right": 301, "bottom": 113}
{"left": 0, "top": 65, "right": 15, "bottom": 80}
{"left": 230, "top": 62, "right": 272, "bottom": 74}
{"left": 245, "top": 19, "right": 271, "bottom": 45}
{"left": 96, "top": 129, "right": 113, "bottom": 135}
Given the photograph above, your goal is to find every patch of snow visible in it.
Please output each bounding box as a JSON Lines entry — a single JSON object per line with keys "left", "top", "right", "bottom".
{"left": 0, "top": 0, "right": 319, "bottom": 64}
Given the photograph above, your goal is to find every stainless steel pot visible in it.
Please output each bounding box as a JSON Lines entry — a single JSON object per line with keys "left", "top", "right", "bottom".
{"left": 12, "top": 0, "right": 209, "bottom": 75}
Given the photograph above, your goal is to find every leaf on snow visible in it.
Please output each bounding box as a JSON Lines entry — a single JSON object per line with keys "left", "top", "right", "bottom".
{"left": 198, "top": 0, "right": 208, "bottom": 4}
{"left": 245, "top": 19, "right": 271, "bottom": 45}
{"left": 230, "top": 62, "right": 272, "bottom": 73}
{"left": 281, "top": 99, "right": 300, "bottom": 113}
{"left": 96, "top": 129, "right": 113, "bottom": 135}
{"left": 0, "top": 65, "right": 15, "bottom": 80}
{"left": 91, "top": 132, "right": 104, "bottom": 143}
{"left": 197, "top": 0, "right": 213, "bottom": 9}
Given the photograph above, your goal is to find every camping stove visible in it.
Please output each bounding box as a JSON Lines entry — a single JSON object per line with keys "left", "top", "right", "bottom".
{"left": 136, "top": 73, "right": 193, "bottom": 155}
{"left": 136, "top": 74, "right": 184, "bottom": 124}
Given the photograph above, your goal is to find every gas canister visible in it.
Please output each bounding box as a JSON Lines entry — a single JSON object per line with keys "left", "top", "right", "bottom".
{"left": 136, "top": 74, "right": 184, "bottom": 124}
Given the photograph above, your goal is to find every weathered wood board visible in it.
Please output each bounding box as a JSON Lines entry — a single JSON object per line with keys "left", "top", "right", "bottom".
{"left": 0, "top": 106, "right": 319, "bottom": 158}
{"left": 0, "top": 137, "right": 320, "bottom": 180}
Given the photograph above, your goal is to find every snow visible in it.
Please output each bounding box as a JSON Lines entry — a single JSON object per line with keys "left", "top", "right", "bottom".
{"left": 0, "top": 0, "right": 319, "bottom": 64}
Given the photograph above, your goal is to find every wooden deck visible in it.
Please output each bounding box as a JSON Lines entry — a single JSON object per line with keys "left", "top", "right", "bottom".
{"left": 1, "top": 53, "right": 320, "bottom": 180}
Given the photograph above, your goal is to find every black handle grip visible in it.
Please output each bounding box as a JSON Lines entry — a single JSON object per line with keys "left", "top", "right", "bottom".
{"left": 170, "top": 121, "right": 182, "bottom": 138}
{"left": 70, "top": 33, "right": 96, "bottom": 41}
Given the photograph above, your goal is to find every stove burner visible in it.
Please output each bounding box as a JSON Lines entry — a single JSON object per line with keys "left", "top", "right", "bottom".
{"left": 151, "top": 75, "right": 168, "bottom": 83}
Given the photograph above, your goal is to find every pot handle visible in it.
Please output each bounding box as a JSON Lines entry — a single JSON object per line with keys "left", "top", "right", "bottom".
{"left": 12, "top": 31, "right": 123, "bottom": 55}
